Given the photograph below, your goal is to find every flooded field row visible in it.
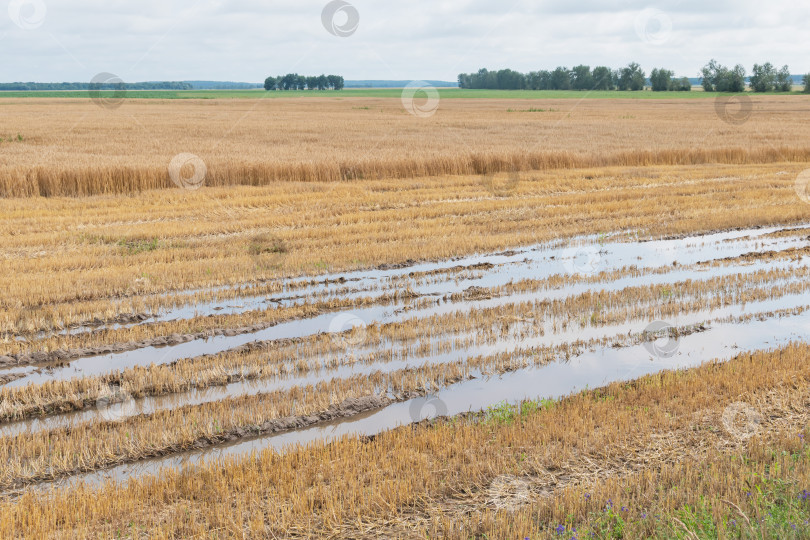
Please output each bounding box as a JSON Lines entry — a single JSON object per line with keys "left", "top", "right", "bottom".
{"left": 7, "top": 223, "right": 809, "bottom": 343}
{"left": 1, "top": 222, "right": 809, "bottom": 496}
{"left": 29, "top": 306, "right": 810, "bottom": 494}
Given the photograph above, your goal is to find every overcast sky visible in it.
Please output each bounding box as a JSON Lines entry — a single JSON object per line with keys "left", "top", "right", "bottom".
{"left": 2, "top": 0, "right": 809, "bottom": 83}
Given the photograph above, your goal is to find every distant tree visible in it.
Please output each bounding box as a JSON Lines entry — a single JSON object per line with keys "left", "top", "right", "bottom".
{"left": 591, "top": 66, "right": 614, "bottom": 90}
{"left": 749, "top": 63, "right": 776, "bottom": 92}
{"left": 618, "top": 62, "right": 645, "bottom": 91}
{"left": 701, "top": 60, "right": 746, "bottom": 92}
{"left": 650, "top": 68, "right": 674, "bottom": 91}
{"left": 611, "top": 69, "right": 622, "bottom": 90}
{"left": 279, "top": 73, "right": 298, "bottom": 90}
{"left": 268, "top": 73, "right": 343, "bottom": 91}
{"left": 804, "top": 73, "right": 810, "bottom": 94}
{"left": 672, "top": 77, "right": 692, "bottom": 91}
{"left": 496, "top": 68, "right": 526, "bottom": 90}
{"left": 570, "top": 65, "right": 593, "bottom": 90}
{"left": 468, "top": 68, "right": 497, "bottom": 89}
{"left": 457, "top": 73, "right": 471, "bottom": 89}
{"left": 528, "top": 70, "right": 552, "bottom": 90}
{"left": 550, "top": 67, "right": 571, "bottom": 90}
{"left": 776, "top": 65, "right": 793, "bottom": 92}
{"left": 700, "top": 60, "right": 716, "bottom": 91}
{"left": 723, "top": 64, "right": 747, "bottom": 92}
{"left": 526, "top": 71, "right": 541, "bottom": 90}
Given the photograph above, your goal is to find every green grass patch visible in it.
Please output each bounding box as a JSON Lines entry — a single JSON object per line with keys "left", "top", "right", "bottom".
{"left": 247, "top": 235, "right": 288, "bottom": 256}
{"left": 484, "top": 398, "right": 556, "bottom": 425}
{"left": 547, "top": 446, "right": 810, "bottom": 539}
{"left": 507, "top": 107, "right": 559, "bottom": 112}
{"left": 118, "top": 238, "right": 161, "bottom": 255}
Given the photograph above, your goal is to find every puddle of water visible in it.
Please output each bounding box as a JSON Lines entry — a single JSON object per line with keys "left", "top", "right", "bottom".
{"left": 4, "top": 223, "right": 810, "bottom": 496}
{"left": 5, "top": 288, "right": 810, "bottom": 438}
{"left": 27, "top": 306, "right": 809, "bottom": 494}
{"left": 14, "top": 224, "right": 809, "bottom": 343}
{"left": 5, "top": 236, "right": 808, "bottom": 389}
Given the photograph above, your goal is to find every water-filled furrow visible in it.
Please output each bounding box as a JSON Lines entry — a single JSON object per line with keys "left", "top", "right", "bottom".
{"left": 13, "top": 224, "right": 809, "bottom": 342}
{"left": 4, "top": 289, "right": 809, "bottom": 438}
{"left": 4, "top": 253, "right": 808, "bottom": 388}
{"left": 18, "top": 306, "right": 810, "bottom": 495}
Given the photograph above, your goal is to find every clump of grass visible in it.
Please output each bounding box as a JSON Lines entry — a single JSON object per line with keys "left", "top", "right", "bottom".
{"left": 117, "top": 238, "right": 160, "bottom": 255}
{"left": 248, "top": 234, "right": 288, "bottom": 256}
{"left": 484, "top": 401, "right": 519, "bottom": 424}
{"left": 485, "top": 398, "right": 556, "bottom": 424}
{"left": 570, "top": 472, "right": 810, "bottom": 538}
{"left": 507, "top": 107, "right": 558, "bottom": 112}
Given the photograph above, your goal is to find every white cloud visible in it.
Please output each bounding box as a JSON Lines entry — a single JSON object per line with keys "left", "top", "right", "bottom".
{"left": 2, "top": 0, "right": 808, "bottom": 82}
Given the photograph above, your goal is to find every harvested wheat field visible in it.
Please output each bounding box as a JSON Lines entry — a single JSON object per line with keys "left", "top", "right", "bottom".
{"left": 1, "top": 92, "right": 810, "bottom": 540}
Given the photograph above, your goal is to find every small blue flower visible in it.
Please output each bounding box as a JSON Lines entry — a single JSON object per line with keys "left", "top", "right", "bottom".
{"left": 556, "top": 524, "right": 566, "bottom": 535}
{"left": 621, "top": 506, "right": 628, "bottom": 512}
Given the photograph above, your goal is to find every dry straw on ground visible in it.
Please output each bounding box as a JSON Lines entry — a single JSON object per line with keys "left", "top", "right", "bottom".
{"left": 2, "top": 343, "right": 809, "bottom": 538}
{"left": 2, "top": 96, "right": 810, "bottom": 196}
{"left": 2, "top": 162, "right": 809, "bottom": 336}
{"left": 2, "top": 96, "right": 810, "bottom": 538}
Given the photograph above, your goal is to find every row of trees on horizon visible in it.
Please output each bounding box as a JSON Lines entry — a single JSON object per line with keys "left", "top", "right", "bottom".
{"left": 458, "top": 61, "right": 810, "bottom": 93}
{"left": 264, "top": 74, "right": 344, "bottom": 91}
{"left": 0, "top": 81, "right": 193, "bottom": 91}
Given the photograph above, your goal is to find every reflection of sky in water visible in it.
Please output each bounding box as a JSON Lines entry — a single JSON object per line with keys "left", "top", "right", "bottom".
{"left": 6, "top": 223, "right": 809, "bottom": 388}
{"left": 5, "top": 223, "right": 810, "bottom": 495}
{"left": 25, "top": 223, "right": 810, "bottom": 341}
{"left": 33, "top": 306, "right": 810, "bottom": 494}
